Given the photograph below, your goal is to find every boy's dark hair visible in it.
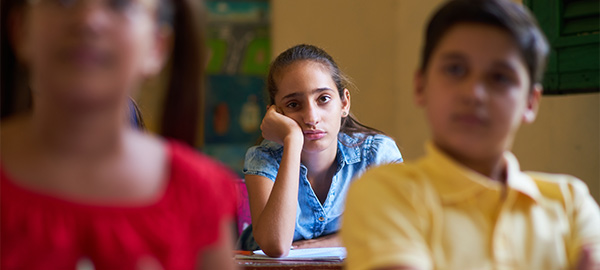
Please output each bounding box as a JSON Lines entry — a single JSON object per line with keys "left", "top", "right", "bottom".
{"left": 267, "top": 44, "right": 383, "bottom": 137}
{"left": 420, "top": 0, "right": 549, "bottom": 87}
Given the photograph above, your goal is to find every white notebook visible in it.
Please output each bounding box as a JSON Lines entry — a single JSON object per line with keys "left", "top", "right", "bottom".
{"left": 236, "top": 247, "right": 346, "bottom": 261}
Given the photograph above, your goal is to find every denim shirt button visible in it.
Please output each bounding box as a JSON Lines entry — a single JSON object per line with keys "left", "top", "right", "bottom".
{"left": 318, "top": 216, "right": 325, "bottom": 222}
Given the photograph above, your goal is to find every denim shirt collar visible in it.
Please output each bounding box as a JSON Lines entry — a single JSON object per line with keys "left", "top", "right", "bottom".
{"left": 337, "top": 133, "right": 364, "bottom": 165}
{"left": 300, "top": 133, "right": 363, "bottom": 176}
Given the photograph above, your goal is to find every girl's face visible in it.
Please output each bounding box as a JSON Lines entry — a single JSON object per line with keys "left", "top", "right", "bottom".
{"left": 14, "top": 0, "right": 167, "bottom": 111}
{"left": 274, "top": 60, "right": 350, "bottom": 154}
{"left": 415, "top": 23, "right": 541, "bottom": 162}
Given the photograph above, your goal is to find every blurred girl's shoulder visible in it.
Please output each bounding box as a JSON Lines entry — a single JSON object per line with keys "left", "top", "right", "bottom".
{"left": 166, "top": 139, "right": 233, "bottom": 177}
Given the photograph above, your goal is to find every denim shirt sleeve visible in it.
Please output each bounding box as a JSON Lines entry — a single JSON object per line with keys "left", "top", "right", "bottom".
{"left": 367, "top": 134, "right": 403, "bottom": 166}
{"left": 243, "top": 141, "right": 281, "bottom": 182}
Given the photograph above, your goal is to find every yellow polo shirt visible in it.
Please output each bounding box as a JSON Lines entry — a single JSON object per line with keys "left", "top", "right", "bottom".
{"left": 341, "top": 143, "right": 600, "bottom": 270}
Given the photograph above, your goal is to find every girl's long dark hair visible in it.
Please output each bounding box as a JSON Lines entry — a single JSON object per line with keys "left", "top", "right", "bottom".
{"left": 1, "top": 0, "right": 28, "bottom": 119}
{"left": 1, "top": 0, "right": 204, "bottom": 146}
{"left": 160, "top": 0, "right": 205, "bottom": 146}
{"left": 267, "top": 44, "right": 383, "bottom": 138}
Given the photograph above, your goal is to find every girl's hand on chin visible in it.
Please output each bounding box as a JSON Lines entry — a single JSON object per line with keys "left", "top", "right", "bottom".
{"left": 260, "top": 105, "right": 303, "bottom": 146}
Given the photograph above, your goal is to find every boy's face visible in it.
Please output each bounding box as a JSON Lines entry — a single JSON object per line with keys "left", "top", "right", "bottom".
{"left": 415, "top": 23, "right": 541, "bottom": 162}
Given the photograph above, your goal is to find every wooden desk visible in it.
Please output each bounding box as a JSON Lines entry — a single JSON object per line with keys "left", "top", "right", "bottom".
{"left": 235, "top": 259, "right": 344, "bottom": 270}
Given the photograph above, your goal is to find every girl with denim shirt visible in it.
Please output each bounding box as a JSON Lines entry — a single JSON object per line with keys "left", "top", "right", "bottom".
{"left": 239, "top": 44, "right": 403, "bottom": 257}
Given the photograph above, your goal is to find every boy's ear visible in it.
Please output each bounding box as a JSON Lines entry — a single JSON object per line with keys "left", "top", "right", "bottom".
{"left": 341, "top": 88, "right": 351, "bottom": 117}
{"left": 522, "top": 83, "right": 542, "bottom": 124}
{"left": 414, "top": 70, "right": 427, "bottom": 107}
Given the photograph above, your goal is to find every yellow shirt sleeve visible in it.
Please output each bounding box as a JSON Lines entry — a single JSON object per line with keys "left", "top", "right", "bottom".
{"left": 341, "top": 164, "right": 434, "bottom": 270}
{"left": 569, "top": 177, "right": 600, "bottom": 264}
{"left": 529, "top": 172, "right": 600, "bottom": 267}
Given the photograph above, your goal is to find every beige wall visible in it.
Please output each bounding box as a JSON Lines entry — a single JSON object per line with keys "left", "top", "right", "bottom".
{"left": 272, "top": 0, "right": 402, "bottom": 142}
{"left": 271, "top": 0, "right": 439, "bottom": 158}
{"left": 271, "top": 0, "right": 600, "bottom": 202}
{"left": 513, "top": 94, "right": 600, "bottom": 201}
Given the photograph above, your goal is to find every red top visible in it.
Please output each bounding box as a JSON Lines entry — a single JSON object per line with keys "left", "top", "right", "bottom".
{"left": 1, "top": 141, "right": 237, "bottom": 270}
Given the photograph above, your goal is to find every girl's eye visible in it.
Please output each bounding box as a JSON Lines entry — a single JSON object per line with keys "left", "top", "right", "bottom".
{"left": 318, "top": 95, "right": 331, "bottom": 104}
{"left": 39, "top": 0, "right": 136, "bottom": 11}
{"left": 443, "top": 63, "right": 467, "bottom": 78}
{"left": 286, "top": 102, "right": 299, "bottom": 109}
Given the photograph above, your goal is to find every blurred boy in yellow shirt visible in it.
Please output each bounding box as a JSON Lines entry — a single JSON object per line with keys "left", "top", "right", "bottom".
{"left": 341, "top": 0, "right": 600, "bottom": 269}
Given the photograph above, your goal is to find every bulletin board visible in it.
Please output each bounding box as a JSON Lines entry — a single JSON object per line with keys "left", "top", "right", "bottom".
{"left": 203, "top": 1, "right": 270, "bottom": 176}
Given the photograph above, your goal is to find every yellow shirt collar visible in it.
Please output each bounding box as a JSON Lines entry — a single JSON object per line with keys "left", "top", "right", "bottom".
{"left": 420, "top": 141, "right": 541, "bottom": 204}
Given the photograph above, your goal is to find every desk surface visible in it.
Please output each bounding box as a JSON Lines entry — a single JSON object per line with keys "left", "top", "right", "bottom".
{"left": 235, "top": 259, "right": 344, "bottom": 270}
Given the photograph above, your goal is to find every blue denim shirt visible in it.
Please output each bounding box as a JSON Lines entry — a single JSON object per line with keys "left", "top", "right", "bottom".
{"left": 243, "top": 133, "right": 402, "bottom": 243}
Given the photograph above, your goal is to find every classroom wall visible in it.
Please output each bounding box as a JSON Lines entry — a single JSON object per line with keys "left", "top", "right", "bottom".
{"left": 513, "top": 94, "right": 600, "bottom": 202}
{"left": 271, "top": 0, "right": 600, "bottom": 202}
{"left": 271, "top": 0, "right": 437, "bottom": 158}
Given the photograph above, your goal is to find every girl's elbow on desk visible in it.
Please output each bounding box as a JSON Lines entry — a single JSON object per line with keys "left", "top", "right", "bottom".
{"left": 256, "top": 242, "right": 290, "bottom": 258}
{"left": 253, "top": 232, "right": 291, "bottom": 258}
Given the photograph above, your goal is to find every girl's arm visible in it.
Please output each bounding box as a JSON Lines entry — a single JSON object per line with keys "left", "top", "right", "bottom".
{"left": 246, "top": 106, "right": 304, "bottom": 257}
{"left": 198, "top": 219, "right": 235, "bottom": 270}
{"left": 292, "top": 233, "right": 342, "bottom": 249}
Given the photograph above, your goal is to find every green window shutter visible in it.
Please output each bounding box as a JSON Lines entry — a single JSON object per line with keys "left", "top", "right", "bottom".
{"left": 562, "top": 0, "right": 599, "bottom": 35}
{"left": 526, "top": 0, "right": 599, "bottom": 95}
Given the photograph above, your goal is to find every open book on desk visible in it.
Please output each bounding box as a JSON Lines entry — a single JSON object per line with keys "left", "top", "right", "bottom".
{"left": 235, "top": 247, "right": 346, "bottom": 261}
